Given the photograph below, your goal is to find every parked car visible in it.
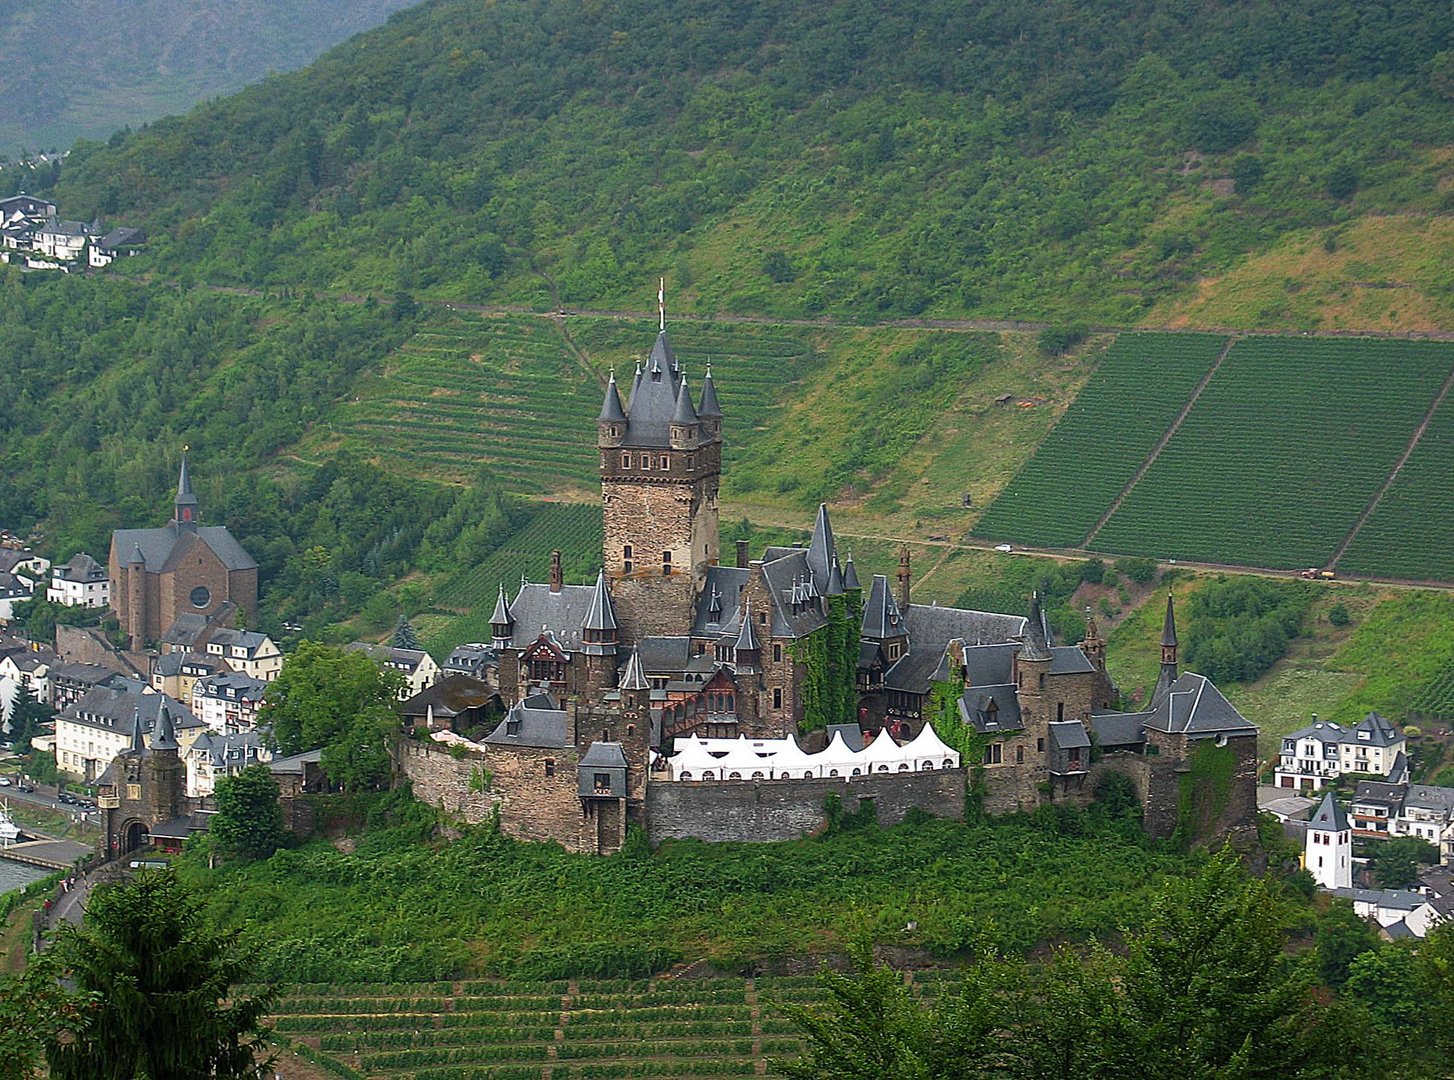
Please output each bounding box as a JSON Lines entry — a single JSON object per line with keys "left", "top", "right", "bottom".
{"left": 16, "top": 783, "right": 34, "bottom": 793}
{"left": 57, "top": 791, "right": 77, "bottom": 805}
{"left": 0, "top": 777, "right": 11, "bottom": 787}
{"left": 994, "top": 543, "right": 1013, "bottom": 553}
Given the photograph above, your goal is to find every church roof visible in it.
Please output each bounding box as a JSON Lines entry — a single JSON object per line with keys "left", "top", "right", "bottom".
{"left": 111, "top": 523, "right": 257, "bottom": 573}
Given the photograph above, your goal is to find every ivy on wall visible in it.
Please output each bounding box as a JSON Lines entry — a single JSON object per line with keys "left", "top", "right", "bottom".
{"left": 1174, "top": 739, "right": 1237, "bottom": 849}
{"left": 793, "top": 587, "right": 863, "bottom": 733}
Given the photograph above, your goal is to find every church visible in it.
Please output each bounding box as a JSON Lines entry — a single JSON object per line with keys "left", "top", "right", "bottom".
{"left": 402, "top": 309, "right": 1261, "bottom": 850}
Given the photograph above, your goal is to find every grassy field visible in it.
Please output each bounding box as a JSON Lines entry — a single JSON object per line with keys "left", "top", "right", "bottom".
{"left": 262, "top": 972, "right": 968, "bottom": 1079}
{"left": 1090, "top": 337, "right": 1454, "bottom": 571}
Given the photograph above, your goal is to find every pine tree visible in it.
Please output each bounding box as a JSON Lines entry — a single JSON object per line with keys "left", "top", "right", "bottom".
{"left": 46, "top": 872, "right": 276, "bottom": 1079}
{"left": 391, "top": 614, "right": 419, "bottom": 650}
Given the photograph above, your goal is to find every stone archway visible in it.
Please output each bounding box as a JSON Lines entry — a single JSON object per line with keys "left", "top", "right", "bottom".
{"left": 122, "top": 820, "right": 149, "bottom": 854}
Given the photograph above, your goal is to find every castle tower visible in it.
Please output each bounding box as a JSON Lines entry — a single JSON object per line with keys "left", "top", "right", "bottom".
{"left": 600, "top": 301, "right": 721, "bottom": 640}
{"left": 1305, "top": 791, "right": 1352, "bottom": 890}
{"left": 142, "top": 702, "right": 184, "bottom": 825}
{"left": 1081, "top": 606, "right": 1106, "bottom": 672}
{"left": 1014, "top": 592, "right": 1055, "bottom": 768}
{"left": 490, "top": 584, "right": 514, "bottom": 650}
{"left": 126, "top": 543, "right": 147, "bottom": 651}
{"left": 174, "top": 448, "right": 198, "bottom": 530}
{"left": 581, "top": 569, "right": 621, "bottom": 694}
{"left": 1151, "top": 594, "right": 1179, "bottom": 707}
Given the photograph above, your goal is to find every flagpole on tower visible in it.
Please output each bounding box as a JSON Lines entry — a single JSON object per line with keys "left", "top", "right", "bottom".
{"left": 658, "top": 277, "right": 666, "bottom": 331}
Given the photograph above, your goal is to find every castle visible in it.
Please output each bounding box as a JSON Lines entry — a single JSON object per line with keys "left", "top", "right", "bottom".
{"left": 402, "top": 313, "right": 1261, "bottom": 851}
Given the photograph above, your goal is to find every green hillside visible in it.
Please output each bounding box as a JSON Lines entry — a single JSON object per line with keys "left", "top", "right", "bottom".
{"left": 25, "top": 0, "right": 1454, "bottom": 327}
{"left": 0, "top": 1, "right": 411, "bottom": 155}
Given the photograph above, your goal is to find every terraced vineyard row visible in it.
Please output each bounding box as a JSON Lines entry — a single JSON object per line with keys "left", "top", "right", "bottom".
{"left": 1338, "top": 385, "right": 1454, "bottom": 582}
{"left": 265, "top": 973, "right": 963, "bottom": 1079}
{"left": 1092, "top": 338, "right": 1454, "bottom": 569}
{"left": 329, "top": 315, "right": 602, "bottom": 491}
{"left": 423, "top": 502, "right": 603, "bottom": 655}
{"left": 971, "top": 333, "right": 1229, "bottom": 547}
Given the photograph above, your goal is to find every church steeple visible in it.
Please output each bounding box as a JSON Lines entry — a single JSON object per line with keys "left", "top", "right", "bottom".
{"left": 1152, "top": 594, "right": 1179, "bottom": 706}
{"left": 174, "top": 447, "right": 198, "bottom": 530}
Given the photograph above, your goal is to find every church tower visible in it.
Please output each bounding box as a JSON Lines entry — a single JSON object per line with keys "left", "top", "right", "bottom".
{"left": 599, "top": 288, "right": 721, "bottom": 640}
{"left": 1151, "top": 594, "right": 1179, "bottom": 707}
{"left": 1305, "top": 791, "right": 1352, "bottom": 890}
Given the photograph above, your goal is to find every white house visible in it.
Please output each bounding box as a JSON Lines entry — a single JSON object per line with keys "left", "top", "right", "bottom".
{"left": 1351, "top": 780, "right": 1454, "bottom": 861}
{"left": 345, "top": 642, "right": 441, "bottom": 699}
{"left": 0, "top": 195, "right": 56, "bottom": 227}
{"left": 202, "top": 628, "right": 284, "bottom": 682}
{"left": 0, "top": 571, "right": 34, "bottom": 622}
{"left": 1305, "top": 791, "right": 1353, "bottom": 890}
{"left": 185, "top": 729, "right": 270, "bottom": 798}
{"left": 191, "top": 671, "right": 269, "bottom": 734}
{"left": 88, "top": 227, "right": 144, "bottom": 268}
{"left": 54, "top": 681, "right": 205, "bottom": 781}
{"left": 1275, "top": 714, "right": 1406, "bottom": 791}
{"left": 0, "top": 548, "right": 50, "bottom": 582}
{"left": 31, "top": 216, "right": 95, "bottom": 261}
{"left": 46, "top": 552, "right": 110, "bottom": 608}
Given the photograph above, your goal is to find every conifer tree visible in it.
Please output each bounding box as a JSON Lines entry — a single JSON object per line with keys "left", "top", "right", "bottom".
{"left": 391, "top": 614, "right": 419, "bottom": 650}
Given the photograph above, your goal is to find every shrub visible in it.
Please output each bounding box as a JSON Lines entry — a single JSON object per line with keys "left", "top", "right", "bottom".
{"left": 1328, "top": 603, "right": 1351, "bottom": 627}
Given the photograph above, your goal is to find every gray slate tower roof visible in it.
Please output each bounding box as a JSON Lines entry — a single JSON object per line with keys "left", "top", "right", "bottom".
{"left": 175, "top": 450, "right": 198, "bottom": 517}
{"left": 623, "top": 331, "right": 686, "bottom": 447}
{"left": 619, "top": 648, "right": 650, "bottom": 691}
{"left": 1310, "top": 791, "right": 1350, "bottom": 833}
{"left": 582, "top": 570, "right": 618, "bottom": 632}
{"left": 671, "top": 376, "right": 699, "bottom": 425}
{"left": 598, "top": 371, "right": 626, "bottom": 422}
{"left": 150, "top": 701, "right": 179, "bottom": 752}
{"left": 806, "top": 503, "right": 838, "bottom": 588}
{"left": 1021, "top": 593, "right": 1052, "bottom": 661}
{"left": 128, "top": 705, "right": 146, "bottom": 755}
{"left": 698, "top": 365, "right": 722, "bottom": 418}
{"left": 842, "top": 556, "right": 860, "bottom": 591}
{"left": 734, "top": 600, "right": 762, "bottom": 652}
{"left": 490, "top": 584, "right": 513, "bottom": 627}
{"left": 1161, "top": 593, "right": 1178, "bottom": 648}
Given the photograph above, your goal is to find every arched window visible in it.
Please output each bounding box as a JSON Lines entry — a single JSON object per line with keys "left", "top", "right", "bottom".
{"left": 703, "top": 770, "right": 715, "bottom": 780}
{"left": 921, "top": 760, "right": 934, "bottom": 770}
{"left": 898, "top": 763, "right": 910, "bottom": 772}
{"left": 729, "top": 771, "right": 742, "bottom": 780}
{"left": 851, "top": 768, "right": 862, "bottom": 776}
{"left": 752, "top": 771, "right": 765, "bottom": 780}
{"left": 829, "top": 769, "right": 840, "bottom": 778}
{"left": 680, "top": 771, "right": 692, "bottom": 781}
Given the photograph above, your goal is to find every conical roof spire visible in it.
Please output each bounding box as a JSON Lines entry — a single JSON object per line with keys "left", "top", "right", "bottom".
{"left": 1310, "top": 791, "right": 1350, "bottom": 832}
{"left": 1161, "top": 593, "right": 1178, "bottom": 648}
{"left": 806, "top": 503, "right": 838, "bottom": 587}
{"left": 174, "top": 446, "right": 199, "bottom": 527}
{"left": 583, "top": 570, "right": 618, "bottom": 632}
{"left": 620, "top": 648, "right": 649, "bottom": 691}
{"left": 826, "top": 559, "right": 845, "bottom": 596}
{"left": 698, "top": 363, "right": 722, "bottom": 418}
{"left": 150, "top": 700, "right": 179, "bottom": 753}
{"left": 1021, "top": 593, "right": 1051, "bottom": 661}
{"left": 128, "top": 704, "right": 145, "bottom": 755}
{"left": 490, "top": 584, "right": 513, "bottom": 627}
{"left": 735, "top": 599, "right": 761, "bottom": 653}
{"left": 671, "top": 375, "right": 699, "bottom": 425}
{"left": 842, "top": 554, "right": 861, "bottom": 591}
{"left": 598, "top": 370, "right": 626, "bottom": 422}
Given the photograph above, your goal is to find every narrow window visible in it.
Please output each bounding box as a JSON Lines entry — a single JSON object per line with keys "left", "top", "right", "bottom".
{"left": 660, "top": 455, "right": 669, "bottom": 469}
{"left": 773, "top": 643, "right": 782, "bottom": 663}
{"left": 773, "top": 688, "right": 783, "bottom": 709}
{"left": 594, "top": 772, "right": 612, "bottom": 794}
{"left": 622, "top": 453, "right": 632, "bottom": 468}
{"left": 687, "top": 455, "right": 695, "bottom": 469}
{"left": 1038, "top": 673, "right": 1046, "bottom": 689}
{"left": 1036, "top": 738, "right": 1044, "bottom": 753}
{"left": 627, "top": 724, "right": 635, "bottom": 738}
{"left": 602, "top": 728, "right": 609, "bottom": 741}
{"left": 1016, "top": 746, "right": 1024, "bottom": 765}
{"left": 544, "top": 759, "right": 555, "bottom": 777}
{"left": 1056, "top": 702, "right": 1064, "bottom": 721}
{"left": 662, "top": 551, "right": 672, "bottom": 576}
{"left": 623, "top": 544, "right": 633, "bottom": 575}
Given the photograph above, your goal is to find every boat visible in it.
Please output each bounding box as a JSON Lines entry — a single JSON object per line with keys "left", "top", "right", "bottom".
{"left": 0, "top": 802, "right": 19, "bottom": 847}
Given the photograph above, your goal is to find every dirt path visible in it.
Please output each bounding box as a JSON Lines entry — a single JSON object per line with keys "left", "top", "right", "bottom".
{"left": 1083, "top": 334, "right": 1238, "bottom": 545}
{"left": 1329, "top": 360, "right": 1454, "bottom": 571}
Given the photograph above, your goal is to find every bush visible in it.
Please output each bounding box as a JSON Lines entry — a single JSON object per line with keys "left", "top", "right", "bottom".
{"left": 1328, "top": 603, "right": 1351, "bottom": 627}
{"left": 1182, "top": 91, "right": 1258, "bottom": 152}
{"left": 1114, "top": 557, "right": 1158, "bottom": 585}
{"left": 1038, "top": 322, "right": 1089, "bottom": 356}
{"left": 1326, "top": 164, "right": 1360, "bottom": 200}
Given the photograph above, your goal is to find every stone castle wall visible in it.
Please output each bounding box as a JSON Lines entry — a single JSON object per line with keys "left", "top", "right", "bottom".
{"left": 645, "top": 769, "right": 965, "bottom": 845}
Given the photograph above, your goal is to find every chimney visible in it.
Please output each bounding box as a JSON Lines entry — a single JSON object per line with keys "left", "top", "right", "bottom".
{"left": 736, "top": 539, "right": 750, "bottom": 568}
{"left": 896, "top": 545, "right": 911, "bottom": 611}
{"left": 550, "top": 550, "right": 563, "bottom": 593}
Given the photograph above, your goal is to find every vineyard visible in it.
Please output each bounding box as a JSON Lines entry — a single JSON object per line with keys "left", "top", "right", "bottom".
{"left": 1338, "top": 388, "right": 1454, "bottom": 583}
{"left": 421, "top": 502, "right": 604, "bottom": 655}
{"left": 327, "top": 314, "right": 602, "bottom": 491}
{"left": 1092, "top": 337, "right": 1454, "bottom": 569}
{"left": 263, "top": 973, "right": 963, "bottom": 1079}
{"left": 971, "top": 333, "right": 1229, "bottom": 547}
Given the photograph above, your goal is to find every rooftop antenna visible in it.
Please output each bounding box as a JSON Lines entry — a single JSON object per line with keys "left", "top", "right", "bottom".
{"left": 658, "top": 276, "right": 666, "bottom": 332}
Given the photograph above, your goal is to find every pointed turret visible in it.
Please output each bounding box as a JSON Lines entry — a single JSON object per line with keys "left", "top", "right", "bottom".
{"left": 582, "top": 570, "right": 618, "bottom": 634}
{"left": 648, "top": 329, "right": 677, "bottom": 375}
{"left": 734, "top": 600, "right": 762, "bottom": 654}
{"left": 490, "top": 584, "right": 515, "bottom": 649}
{"left": 150, "top": 701, "right": 179, "bottom": 753}
{"left": 842, "top": 554, "right": 861, "bottom": 592}
{"left": 174, "top": 448, "right": 198, "bottom": 529}
{"left": 806, "top": 503, "right": 838, "bottom": 589}
{"left": 129, "top": 542, "right": 145, "bottom": 567}
{"left": 826, "top": 559, "right": 845, "bottom": 596}
{"left": 671, "top": 376, "right": 699, "bottom": 425}
{"left": 698, "top": 364, "right": 722, "bottom": 417}
{"left": 598, "top": 370, "right": 627, "bottom": 449}
{"left": 620, "top": 648, "right": 650, "bottom": 692}
{"left": 1152, "top": 594, "right": 1179, "bottom": 707}
{"left": 128, "top": 705, "right": 146, "bottom": 755}
{"left": 1021, "top": 593, "right": 1051, "bottom": 662}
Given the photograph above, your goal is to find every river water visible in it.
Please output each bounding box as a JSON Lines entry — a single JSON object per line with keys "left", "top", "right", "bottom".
{"left": 0, "top": 856, "right": 52, "bottom": 896}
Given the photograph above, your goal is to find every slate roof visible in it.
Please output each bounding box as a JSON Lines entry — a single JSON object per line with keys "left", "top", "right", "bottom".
{"left": 582, "top": 571, "right": 618, "bottom": 633}
{"left": 149, "top": 813, "right": 210, "bottom": 840}
{"left": 961, "top": 643, "right": 1016, "bottom": 687}
{"left": 98, "top": 226, "right": 144, "bottom": 249}
{"left": 805, "top": 504, "right": 838, "bottom": 588}
{"left": 1350, "top": 712, "right": 1402, "bottom": 748}
{"left": 1091, "top": 709, "right": 1151, "bottom": 749}
{"left": 345, "top": 642, "right": 429, "bottom": 672}
{"left": 206, "top": 628, "right": 274, "bottom": 657}
{"left": 623, "top": 331, "right": 688, "bottom": 448}
{"left": 958, "top": 684, "right": 1023, "bottom": 734}
{"left": 1284, "top": 720, "right": 1348, "bottom": 745}
{"left": 52, "top": 551, "right": 104, "bottom": 582}
{"left": 884, "top": 647, "right": 948, "bottom": 696}
{"left": 760, "top": 548, "right": 829, "bottom": 640}
{"left": 111, "top": 523, "right": 257, "bottom": 573}
{"left": 599, "top": 371, "right": 627, "bottom": 422}
{"left": 51, "top": 661, "right": 120, "bottom": 687}
{"left": 698, "top": 367, "right": 722, "bottom": 418}
{"left": 1143, "top": 672, "right": 1257, "bottom": 736}
{"left": 444, "top": 643, "right": 496, "bottom": 674}
{"left": 400, "top": 674, "right": 493, "bottom": 718}
{"left": 506, "top": 582, "right": 598, "bottom": 650}
{"left": 692, "top": 566, "right": 750, "bottom": 636}
{"left": 481, "top": 700, "right": 568, "bottom": 749}
{"left": 1352, "top": 780, "right": 1406, "bottom": 808}
{"left": 268, "top": 747, "right": 323, "bottom": 775}
{"left": 189, "top": 729, "right": 265, "bottom": 768}
{"left": 1050, "top": 646, "right": 1095, "bottom": 675}
{"left": 193, "top": 671, "right": 269, "bottom": 700}
{"left": 638, "top": 636, "right": 692, "bottom": 675}
{"left": 61, "top": 684, "right": 203, "bottom": 737}
{"left": 861, "top": 575, "right": 906, "bottom": 641}
{"left": 1310, "top": 791, "right": 1350, "bottom": 832}
{"left": 1048, "top": 720, "right": 1091, "bottom": 751}
{"left": 37, "top": 216, "right": 91, "bottom": 238}
{"left": 580, "top": 742, "right": 629, "bottom": 769}
{"left": 905, "top": 603, "right": 1026, "bottom": 648}
{"left": 1404, "top": 785, "right": 1454, "bottom": 814}
{"left": 1333, "top": 887, "right": 1427, "bottom": 912}
{"left": 152, "top": 651, "right": 222, "bottom": 679}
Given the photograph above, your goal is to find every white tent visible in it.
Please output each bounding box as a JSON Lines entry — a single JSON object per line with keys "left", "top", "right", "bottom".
{"left": 904, "top": 722, "right": 961, "bottom": 771}
{"left": 816, "top": 729, "right": 863, "bottom": 778}
{"left": 666, "top": 738, "right": 722, "bottom": 780}
{"left": 860, "top": 729, "right": 914, "bottom": 774}
{"left": 768, "top": 735, "right": 818, "bottom": 779}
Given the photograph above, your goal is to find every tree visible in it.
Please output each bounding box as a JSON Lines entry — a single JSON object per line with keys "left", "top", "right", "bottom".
{"left": 1326, "top": 164, "right": 1360, "bottom": 201}
{"left": 320, "top": 704, "right": 399, "bottom": 792}
{"left": 259, "top": 640, "right": 404, "bottom": 755}
{"left": 0, "top": 952, "right": 93, "bottom": 1080}
{"left": 6, "top": 683, "right": 52, "bottom": 749}
{"left": 46, "top": 871, "right": 276, "bottom": 1079}
{"left": 391, "top": 615, "right": 420, "bottom": 650}
{"left": 211, "top": 763, "right": 287, "bottom": 860}
{"left": 1367, "top": 836, "right": 1439, "bottom": 888}
{"left": 1313, "top": 900, "right": 1379, "bottom": 989}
